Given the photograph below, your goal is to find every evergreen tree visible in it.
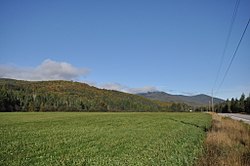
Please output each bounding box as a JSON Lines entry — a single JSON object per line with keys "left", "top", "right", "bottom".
{"left": 239, "top": 93, "right": 245, "bottom": 112}
{"left": 245, "top": 94, "right": 250, "bottom": 114}
{"left": 230, "top": 98, "right": 236, "bottom": 113}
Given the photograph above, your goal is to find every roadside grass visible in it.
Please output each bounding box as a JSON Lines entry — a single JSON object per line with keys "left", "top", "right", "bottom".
{"left": 0, "top": 112, "right": 211, "bottom": 166}
{"left": 197, "top": 113, "right": 250, "bottom": 166}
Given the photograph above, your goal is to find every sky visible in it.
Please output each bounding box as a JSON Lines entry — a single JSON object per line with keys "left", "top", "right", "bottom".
{"left": 0, "top": 0, "right": 250, "bottom": 99}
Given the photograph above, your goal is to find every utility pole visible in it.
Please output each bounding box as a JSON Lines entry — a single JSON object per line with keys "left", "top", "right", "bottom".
{"left": 208, "top": 101, "right": 211, "bottom": 112}
{"left": 211, "top": 90, "right": 214, "bottom": 112}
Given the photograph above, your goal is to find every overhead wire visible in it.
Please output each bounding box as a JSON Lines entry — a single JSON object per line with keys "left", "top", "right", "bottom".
{"left": 215, "top": 18, "right": 250, "bottom": 94}
{"left": 212, "top": 0, "right": 241, "bottom": 93}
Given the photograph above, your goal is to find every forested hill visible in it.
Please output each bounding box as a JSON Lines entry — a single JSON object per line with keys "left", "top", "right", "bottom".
{"left": 0, "top": 78, "right": 161, "bottom": 112}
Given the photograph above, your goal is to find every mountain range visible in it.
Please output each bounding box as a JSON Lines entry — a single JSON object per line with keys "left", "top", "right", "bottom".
{"left": 137, "top": 91, "right": 224, "bottom": 107}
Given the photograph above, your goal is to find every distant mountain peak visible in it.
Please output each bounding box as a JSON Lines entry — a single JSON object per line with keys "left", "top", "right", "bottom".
{"left": 138, "top": 91, "right": 224, "bottom": 107}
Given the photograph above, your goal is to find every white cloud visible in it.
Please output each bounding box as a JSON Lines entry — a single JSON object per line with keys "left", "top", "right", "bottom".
{"left": 0, "top": 59, "right": 89, "bottom": 81}
{"left": 127, "top": 86, "right": 158, "bottom": 94}
{"left": 99, "top": 83, "right": 157, "bottom": 94}
{"left": 99, "top": 83, "right": 128, "bottom": 92}
{"left": 0, "top": 59, "right": 158, "bottom": 94}
{"left": 82, "top": 80, "right": 97, "bottom": 87}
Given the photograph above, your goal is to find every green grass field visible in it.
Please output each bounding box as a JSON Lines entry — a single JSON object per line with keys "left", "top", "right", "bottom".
{"left": 0, "top": 112, "right": 211, "bottom": 166}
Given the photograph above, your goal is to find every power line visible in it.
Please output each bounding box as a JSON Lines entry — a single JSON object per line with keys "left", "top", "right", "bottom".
{"left": 212, "top": 0, "right": 241, "bottom": 92}
{"left": 211, "top": 0, "right": 241, "bottom": 111}
{"left": 215, "top": 18, "right": 250, "bottom": 94}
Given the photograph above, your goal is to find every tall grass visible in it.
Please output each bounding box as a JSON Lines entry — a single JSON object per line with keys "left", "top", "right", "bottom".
{"left": 197, "top": 113, "right": 250, "bottom": 166}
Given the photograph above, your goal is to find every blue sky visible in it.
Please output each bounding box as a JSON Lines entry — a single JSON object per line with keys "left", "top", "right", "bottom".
{"left": 0, "top": 0, "right": 249, "bottom": 99}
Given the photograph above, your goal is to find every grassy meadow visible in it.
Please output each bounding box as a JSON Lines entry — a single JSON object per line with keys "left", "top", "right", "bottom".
{"left": 0, "top": 112, "right": 211, "bottom": 165}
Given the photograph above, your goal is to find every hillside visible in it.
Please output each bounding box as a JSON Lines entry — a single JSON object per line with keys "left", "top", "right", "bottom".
{"left": 138, "top": 91, "right": 224, "bottom": 107}
{"left": 0, "top": 78, "right": 160, "bottom": 112}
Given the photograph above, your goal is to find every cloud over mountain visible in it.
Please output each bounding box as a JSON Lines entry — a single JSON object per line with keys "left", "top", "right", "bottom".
{"left": 0, "top": 59, "right": 157, "bottom": 94}
{"left": 0, "top": 59, "right": 89, "bottom": 81}
{"left": 99, "top": 83, "right": 157, "bottom": 94}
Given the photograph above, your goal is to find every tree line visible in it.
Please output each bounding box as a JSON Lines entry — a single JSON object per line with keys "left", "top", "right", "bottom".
{"left": 214, "top": 93, "right": 250, "bottom": 114}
